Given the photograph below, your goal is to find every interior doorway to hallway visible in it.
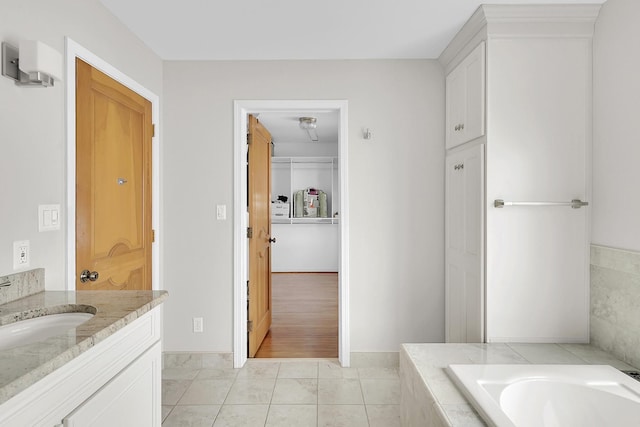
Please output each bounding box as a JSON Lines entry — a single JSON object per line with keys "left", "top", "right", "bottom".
{"left": 233, "top": 100, "right": 350, "bottom": 368}
{"left": 252, "top": 111, "right": 340, "bottom": 358}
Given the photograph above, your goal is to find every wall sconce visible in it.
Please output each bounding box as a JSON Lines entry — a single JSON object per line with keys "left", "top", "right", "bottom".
{"left": 2, "top": 40, "right": 62, "bottom": 87}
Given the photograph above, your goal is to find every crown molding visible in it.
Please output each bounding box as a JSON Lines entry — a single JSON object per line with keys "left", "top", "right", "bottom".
{"left": 439, "top": 4, "right": 602, "bottom": 70}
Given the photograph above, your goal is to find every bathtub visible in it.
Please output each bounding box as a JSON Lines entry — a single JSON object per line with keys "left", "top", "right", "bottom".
{"left": 447, "top": 364, "right": 640, "bottom": 427}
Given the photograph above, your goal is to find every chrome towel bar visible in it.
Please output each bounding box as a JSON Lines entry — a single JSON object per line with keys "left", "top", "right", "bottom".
{"left": 494, "top": 199, "right": 589, "bottom": 209}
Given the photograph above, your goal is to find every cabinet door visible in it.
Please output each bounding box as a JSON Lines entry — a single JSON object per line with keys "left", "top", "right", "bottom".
{"left": 446, "top": 42, "right": 486, "bottom": 149}
{"left": 62, "top": 341, "right": 161, "bottom": 427}
{"left": 446, "top": 65, "right": 466, "bottom": 148}
{"left": 445, "top": 144, "right": 484, "bottom": 342}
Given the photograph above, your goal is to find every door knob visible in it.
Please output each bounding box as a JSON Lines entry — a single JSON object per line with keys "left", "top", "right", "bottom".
{"left": 269, "top": 237, "right": 276, "bottom": 243}
{"left": 80, "top": 270, "right": 99, "bottom": 283}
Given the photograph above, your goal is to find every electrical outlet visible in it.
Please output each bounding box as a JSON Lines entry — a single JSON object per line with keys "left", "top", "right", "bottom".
{"left": 193, "top": 317, "right": 203, "bottom": 333}
{"left": 13, "top": 240, "right": 30, "bottom": 270}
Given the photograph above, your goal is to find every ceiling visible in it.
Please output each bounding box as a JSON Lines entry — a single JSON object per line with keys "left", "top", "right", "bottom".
{"left": 257, "top": 111, "right": 339, "bottom": 144}
{"left": 99, "top": 0, "right": 604, "bottom": 61}
{"left": 99, "top": 0, "right": 604, "bottom": 144}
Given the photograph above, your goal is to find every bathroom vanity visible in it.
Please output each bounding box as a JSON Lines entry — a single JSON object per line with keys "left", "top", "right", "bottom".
{"left": 0, "top": 289, "right": 167, "bottom": 426}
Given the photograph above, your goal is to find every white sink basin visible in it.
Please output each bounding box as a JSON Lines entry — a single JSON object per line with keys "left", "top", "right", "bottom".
{"left": 0, "top": 312, "right": 94, "bottom": 351}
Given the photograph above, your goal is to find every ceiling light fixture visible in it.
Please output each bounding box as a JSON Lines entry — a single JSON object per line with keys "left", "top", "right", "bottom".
{"left": 299, "top": 117, "right": 319, "bottom": 142}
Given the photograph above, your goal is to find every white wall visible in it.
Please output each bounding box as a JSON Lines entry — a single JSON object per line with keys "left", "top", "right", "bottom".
{"left": 0, "top": 0, "right": 162, "bottom": 288}
{"left": 592, "top": 0, "right": 640, "bottom": 252}
{"left": 162, "top": 60, "right": 445, "bottom": 352}
{"left": 486, "top": 35, "right": 592, "bottom": 342}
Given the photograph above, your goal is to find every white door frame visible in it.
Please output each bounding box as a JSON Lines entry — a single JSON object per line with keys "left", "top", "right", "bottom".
{"left": 233, "top": 100, "right": 350, "bottom": 368}
{"left": 64, "top": 38, "right": 161, "bottom": 291}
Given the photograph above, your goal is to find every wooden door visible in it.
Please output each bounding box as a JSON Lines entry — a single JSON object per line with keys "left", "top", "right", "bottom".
{"left": 76, "top": 59, "right": 153, "bottom": 290}
{"left": 247, "top": 115, "right": 273, "bottom": 357}
{"left": 445, "top": 144, "right": 484, "bottom": 342}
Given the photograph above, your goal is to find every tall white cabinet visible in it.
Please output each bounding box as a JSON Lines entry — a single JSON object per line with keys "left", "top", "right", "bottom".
{"left": 445, "top": 144, "right": 484, "bottom": 342}
{"left": 443, "top": 5, "right": 599, "bottom": 343}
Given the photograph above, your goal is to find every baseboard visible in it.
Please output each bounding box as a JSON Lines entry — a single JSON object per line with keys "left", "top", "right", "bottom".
{"left": 162, "top": 352, "right": 233, "bottom": 370}
{"left": 162, "top": 351, "right": 399, "bottom": 368}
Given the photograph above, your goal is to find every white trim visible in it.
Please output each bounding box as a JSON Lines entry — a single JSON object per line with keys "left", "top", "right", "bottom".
{"left": 65, "top": 38, "right": 161, "bottom": 291}
{"left": 233, "top": 100, "right": 350, "bottom": 368}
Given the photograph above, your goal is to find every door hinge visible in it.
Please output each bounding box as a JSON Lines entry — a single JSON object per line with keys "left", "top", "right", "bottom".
{"left": 151, "top": 229, "right": 155, "bottom": 243}
{"left": 247, "top": 227, "right": 253, "bottom": 238}
{"left": 152, "top": 124, "right": 156, "bottom": 137}
{"left": 247, "top": 320, "right": 254, "bottom": 332}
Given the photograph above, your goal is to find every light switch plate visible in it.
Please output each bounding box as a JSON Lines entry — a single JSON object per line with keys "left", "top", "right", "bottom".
{"left": 216, "top": 205, "right": 226, "bottom": 220}
{"left": 39, "top": 204, "right": 61, "bottom": 231}
{"left": 193, "top": 317, "right": 204, "bottom": 333}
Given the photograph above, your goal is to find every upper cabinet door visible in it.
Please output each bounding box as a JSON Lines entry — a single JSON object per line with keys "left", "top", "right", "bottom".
{"left": 446, "top": 42, "right": 486, "bottom": 149}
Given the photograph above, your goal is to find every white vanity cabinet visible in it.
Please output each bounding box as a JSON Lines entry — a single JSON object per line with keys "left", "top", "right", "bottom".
{"left": 445, "top": 42, "right": 485, "bottom": 149}
{"left": 0, "top": 307, "right": 162, "bottom": 427}
{"left": 442, "top": 5, "right": 599, "bottom": 344}
{"left": 61, "top": 341, "right": 160, "bottom": 426}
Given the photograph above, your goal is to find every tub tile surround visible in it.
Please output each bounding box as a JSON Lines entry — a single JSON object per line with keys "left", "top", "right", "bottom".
{"left": 0, "top": 284, "right": 168, "bottom": 405}
{"left": 400, "top": 343, "right": 637, "bottom": 426}
{"left": 591, "top": 245, "right": 640, "bottom": 369}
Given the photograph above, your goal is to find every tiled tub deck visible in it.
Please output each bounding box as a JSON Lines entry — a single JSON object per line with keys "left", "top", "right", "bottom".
{"left": 400, "top": 343, "right": 637, "bottom": 426}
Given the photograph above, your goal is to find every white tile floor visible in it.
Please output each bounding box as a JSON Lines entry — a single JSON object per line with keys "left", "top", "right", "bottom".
{"left": 162, "top": 360, "right": 400, "bottom": 427}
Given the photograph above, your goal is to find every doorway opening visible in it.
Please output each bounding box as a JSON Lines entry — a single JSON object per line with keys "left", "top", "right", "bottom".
{"left": 254, "top": 111, "right": 340, "bottom": 358}
{"left": 233, "top": 100, "right": 350, "bottom": 368}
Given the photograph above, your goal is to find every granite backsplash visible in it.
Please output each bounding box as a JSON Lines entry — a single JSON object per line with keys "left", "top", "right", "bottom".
{"left": 0, "top": 269, "right": 44, "bottom": 306}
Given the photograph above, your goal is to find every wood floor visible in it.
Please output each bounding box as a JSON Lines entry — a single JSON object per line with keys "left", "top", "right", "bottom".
{"left": 255, "top": 272, "right": 338, "bottom": 358}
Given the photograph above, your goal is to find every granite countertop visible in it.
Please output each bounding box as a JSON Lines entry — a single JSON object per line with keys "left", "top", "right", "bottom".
{"left": 0, "top": 290, "right": 168, "bottom": 405}
{"left": 401, "top": 343, "right": 638, "bottom": 426}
